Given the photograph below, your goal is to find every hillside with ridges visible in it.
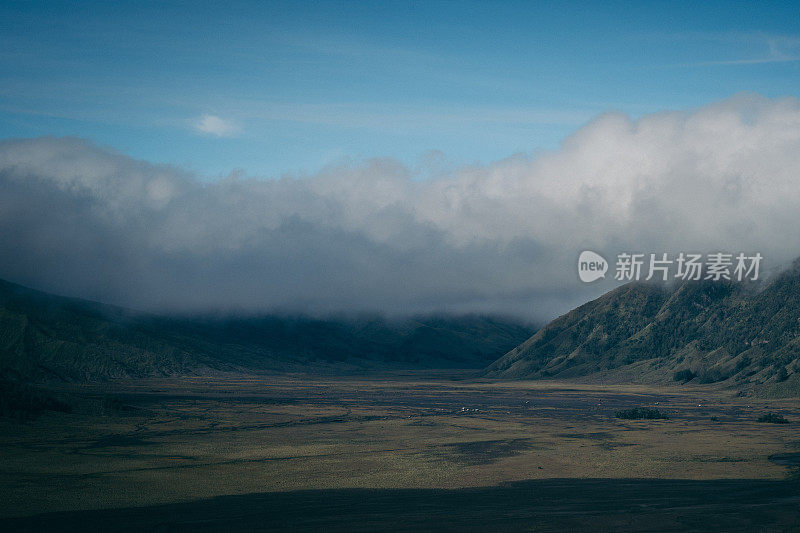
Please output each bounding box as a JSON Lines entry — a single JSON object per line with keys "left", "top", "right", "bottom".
{"left": 0, "top": 279, "right": 534, "bottom": 382}
{"left": 486, "top": 261, "right": 800, "bottom": 396}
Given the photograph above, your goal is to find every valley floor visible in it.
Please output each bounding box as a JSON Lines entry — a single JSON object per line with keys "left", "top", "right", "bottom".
{"left": 1, "top": 373, "right": 799, "bottom": 531}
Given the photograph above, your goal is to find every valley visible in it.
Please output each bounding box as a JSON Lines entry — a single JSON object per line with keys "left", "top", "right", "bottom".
{"left": 2, "top": 373, "right": 799, "bottom": 531}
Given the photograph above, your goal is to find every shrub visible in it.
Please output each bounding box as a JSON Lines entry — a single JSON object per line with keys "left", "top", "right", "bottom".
{"left": 698, "top": 369, "right": 731, "bottom": 384}
{"left": 615, "top": 407, "right": 669, "bottom": 420}
{"left": 758, "top": 413, "right": 789, "bottom": 424}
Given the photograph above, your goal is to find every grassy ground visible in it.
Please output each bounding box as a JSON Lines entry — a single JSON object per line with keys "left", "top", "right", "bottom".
{"left": 1, "top": 373, "right": 799, "bottom": 530}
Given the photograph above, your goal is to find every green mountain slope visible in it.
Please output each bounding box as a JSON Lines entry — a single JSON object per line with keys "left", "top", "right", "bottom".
{"left": 0, "top": 279, "right": 211, "bottom": 381}
{"left": 0, "top": 279, "right": 534, "bottom": 382}
{"left": 486, "top": 262, "right": 800, "bottom": 395}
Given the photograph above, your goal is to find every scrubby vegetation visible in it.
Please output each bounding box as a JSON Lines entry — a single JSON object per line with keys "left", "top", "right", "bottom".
{"left": 615, "top": 407, "right": 669, "bottom": 420}
{"left": 758, "top": 413, "right": 789, "bottom": 424}
{"left": 673, "top": 369, "right": 696, "bottom": 382}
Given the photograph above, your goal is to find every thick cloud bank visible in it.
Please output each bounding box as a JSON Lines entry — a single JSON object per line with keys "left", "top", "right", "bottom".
{"left": 1, "top": 93, "right": 799, "bottom": 319}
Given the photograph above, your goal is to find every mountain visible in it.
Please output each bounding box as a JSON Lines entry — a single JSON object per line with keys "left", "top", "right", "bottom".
{"left": 0, "top": 279, "right": 534, "bottom": 382}
{"left": 486, "top": 261, "right": 800, "bottom": 396}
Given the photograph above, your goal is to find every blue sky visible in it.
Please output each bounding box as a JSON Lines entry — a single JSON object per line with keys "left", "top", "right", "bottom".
{"left": 2, "top": 1, "right": 800, "bottom": 317}
{"left": 1, "top": 0, "right": 798, "bottom": 179}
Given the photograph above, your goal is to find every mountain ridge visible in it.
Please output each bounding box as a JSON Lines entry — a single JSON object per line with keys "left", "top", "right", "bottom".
{"left": 0, "top": 278, "right": 535, "bottom": 382}
{"left": 486, "top": 261, "right": 800, "bottom": 396}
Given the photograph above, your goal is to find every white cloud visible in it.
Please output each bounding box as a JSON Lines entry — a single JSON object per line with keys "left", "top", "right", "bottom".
{"left": 669, "top": 32, "right": 800, "bottom": 67}
{"left": 1, "top": 93, "right": 800, "bottom": 320}
{"left": 193, "top": 114, "right": 238, "bottom": 137}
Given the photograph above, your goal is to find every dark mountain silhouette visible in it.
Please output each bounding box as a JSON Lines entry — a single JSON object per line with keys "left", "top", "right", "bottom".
{"left": 0, "top": 278, "right": 534, "bottom": 382}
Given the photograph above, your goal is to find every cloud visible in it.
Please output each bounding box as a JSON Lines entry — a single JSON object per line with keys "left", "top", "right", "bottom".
{"left": 669, "top": 32, "right": 800, "bottom": 67}
{"left": 688, "top": 56, "right": 800, "bottom": 66}
{"left": 193, "top": 114, "right": 238, "bottom": 137}
{"left": 1, "top": 93, "right": 800, "bottom": 320}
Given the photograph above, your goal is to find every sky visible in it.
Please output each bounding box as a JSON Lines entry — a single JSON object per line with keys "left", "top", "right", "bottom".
{"left": 1, "top": 1, "right": 799, "bottom": 320}
{"left": 2, "top": 0, "right": 799, "bottom": 178}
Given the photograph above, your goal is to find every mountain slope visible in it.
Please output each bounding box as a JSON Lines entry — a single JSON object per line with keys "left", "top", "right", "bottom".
{"left": 486, "top": 262, "right": 800, "bottom": 395}
{"left": 0, "top": 279, "right": 534, "bottom": 382}
{"left": 0, "top": 279, "right": 223, "bottom": 381}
